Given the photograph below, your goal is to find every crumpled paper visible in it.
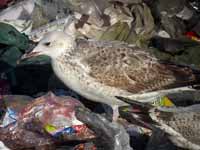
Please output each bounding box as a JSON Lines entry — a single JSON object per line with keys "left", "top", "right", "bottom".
{"left": 0, "top": 0, "right": 156, "bottom": 48}
{"left": 75, "top": 2, "right": 155, "bottom": 47}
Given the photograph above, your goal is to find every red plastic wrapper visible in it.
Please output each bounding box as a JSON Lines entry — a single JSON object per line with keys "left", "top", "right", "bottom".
{"left": 185, "top": 31, "right": 200, "bottom": 42}
{"left": 0, "top": 0, "right": 13, "bottom": 8}
{"left": 0, "top": 92, "right": 95, "bottom": 150}
{"left": 18, "top": 92, "right": 95, "bottom": 140}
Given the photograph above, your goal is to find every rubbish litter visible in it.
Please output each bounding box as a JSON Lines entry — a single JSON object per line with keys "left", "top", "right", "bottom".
{"left": 1, "top": 0, "right": 200, "bottom": 150}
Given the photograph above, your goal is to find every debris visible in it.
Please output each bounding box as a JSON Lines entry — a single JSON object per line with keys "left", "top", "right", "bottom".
{"left": 75, "top": 106, "right": 133, "bottom": 150}
{"left": 176, "top": 6, "right": 194, "bottom": 20}
{"left": 188, "top": 0, "right": 200, "bottom": 12}
{"left": 0, "top": 92, "right": 96, "bottom": 149}
{"left": 0, "top": 119, "right": 56, "bottom": 150}
{"left": 149, "top": 36, "right": 200, "bottom": 55}
{"left": 0, "top": 0, "right": 34, "bottom": 21}
{"left": 1, "top": 0, "right": 200, "bottom": 149}
{"left": 0, "top": 107, "right": 17, "bottom": 127}
{"left": 0, "top": 0, "right": 13, "bottom": 8}
{"left": 185, "top": 31, "right": 200, "bottom": 42}
{"left": 161, "top": 16, "right": 186, "bottom": 38}
{"left": 0, "top": 22, "right": 29, "bottom": 73}
{"left": 18, "top": 92, "right": 95, "bottom": 141}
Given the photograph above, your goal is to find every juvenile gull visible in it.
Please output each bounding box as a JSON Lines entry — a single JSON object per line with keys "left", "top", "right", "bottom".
{"left": 21, "top": 30, "right": 200, "bottom": 119}
{"left": 118, "top": 98, "right": 200, "bottom": 150}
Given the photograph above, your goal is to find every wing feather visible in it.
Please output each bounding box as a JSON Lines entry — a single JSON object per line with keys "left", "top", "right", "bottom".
{"left": 75, "top": 39, "right": 200, "bottom": 93}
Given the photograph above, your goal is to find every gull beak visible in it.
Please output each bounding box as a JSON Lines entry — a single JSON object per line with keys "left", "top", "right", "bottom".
{"left": 20, "top": 51, "right": 41, "bottom": 60}
{"left": 20, "top": 43, "right": 42, "bottom": 61}
{"left": 17, "top": 44, "right": 43, "bottom": 64}
{"left": 17, "top": 51, "right": 41, "bottom": 64}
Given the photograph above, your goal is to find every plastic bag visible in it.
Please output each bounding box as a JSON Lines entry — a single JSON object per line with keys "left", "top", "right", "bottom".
{"left": 0, "top": 0, "right": 13, "bottom": 8}
{"left": 75, "top": 106, "right": 132, "bottom": 150}
{"left": 17, "top": 92, "right": 95, "bottom": 141}
{"left": 0, "top": 119, "right": 56, "bottom": 150}
{"left": 0, "top": 92, "right": 95, "bottom": 150}
{"left": 0, "top": 22, "right": 29, "bottom": 74}
{"left": 188, "top": 0, "right": 200, "bottom": 12}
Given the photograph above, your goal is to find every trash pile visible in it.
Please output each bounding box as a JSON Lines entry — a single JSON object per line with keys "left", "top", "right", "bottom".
{"left": 0, "top": 0, "right": 200, "bottom": 150}
{"left": 0, "top": 93, "right": 132, "bottom": 150}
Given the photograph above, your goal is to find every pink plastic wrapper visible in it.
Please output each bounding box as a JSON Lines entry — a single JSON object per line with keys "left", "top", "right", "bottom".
{"left": 19, "top": 92, "right": 95, "bottom": 140}
{"left": 0, "top": 0, "right": 13, "bottom": 8}
{"left": 0, "top": 92, "right": 95, "bottom": 150}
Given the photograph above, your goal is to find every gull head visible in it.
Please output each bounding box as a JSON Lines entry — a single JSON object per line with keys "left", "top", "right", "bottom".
{"left": 21, "top": 31, "right": 75, "bottom": 60}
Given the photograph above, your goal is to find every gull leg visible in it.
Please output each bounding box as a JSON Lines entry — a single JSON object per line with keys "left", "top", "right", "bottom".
{"left": 112, "top": 105, "right": 120, "bottom": 121}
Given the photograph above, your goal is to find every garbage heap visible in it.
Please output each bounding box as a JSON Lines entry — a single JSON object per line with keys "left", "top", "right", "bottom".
{"left": 0, "top": 0, "right": 200, "bottom": 150}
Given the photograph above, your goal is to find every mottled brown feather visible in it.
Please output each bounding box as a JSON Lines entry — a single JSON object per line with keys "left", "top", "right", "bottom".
{"left": 75, "top": 39, "right": 200, "bottom": 93}
{"left": 156, "top": 108, "right": 200, "bottom": 145}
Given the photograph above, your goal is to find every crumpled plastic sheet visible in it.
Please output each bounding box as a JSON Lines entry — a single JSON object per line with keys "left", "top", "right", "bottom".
{"left": 161, "top": 16, "right": 186, "bottom": 38}
{"left": 18, "top": 92, "right": 95, "bottom": 141}
{"left": 176, "top": 6, "right": 194, "bottom": 20}
{"left": 189, "top": 0, "right": 200, "bottom": 12}
{"left": 72, "top": 1, "right": 155, "bottom": 47}
{"left": 75, "top": 106, "right": 133, "bottom": 150}
{"left": 0, "top": 119, "right": 56, "bottom": 150}
{"left": 0, "top": 92, "right": 135, "bottom": 150}
{"left": 0, "top": 0, "right": 35, "bottom": 34}
{"left": 0, "top": 92, "right": 95, "bottom": 150}
{"left": 0, "top": 22, "right": 30, "bottom": 72}
{"left": 151, "top": 0, "right": 187, "bottom": 17}
{"left": 0, "top": 0, "right": 13, "bottom": 8}
{"left": 0, "top": 0, "right": 70, "bottom": 34}
{"left": 0, "top": 0, "right": 155, "bottom": 47}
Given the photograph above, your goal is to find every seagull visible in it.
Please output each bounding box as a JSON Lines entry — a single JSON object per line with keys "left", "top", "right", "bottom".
{"left": 21, "top": 27, "right": 200, "bottom": 119}
{"left": 118, "top": 97, "right": 200, "bottom": 150}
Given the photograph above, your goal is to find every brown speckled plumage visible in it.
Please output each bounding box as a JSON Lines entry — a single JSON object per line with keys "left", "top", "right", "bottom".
{"left": 74, "top": 38, "right": 200, "bottom": 93}
{"left": 118, "top": 98, "right": 200, "bottom": 150}
{"left": 150, "top": 105, "right": 200, "bottom": 150}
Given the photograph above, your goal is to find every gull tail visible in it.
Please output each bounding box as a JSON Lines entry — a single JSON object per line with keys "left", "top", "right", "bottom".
{"left": 117, "top": 96, "right": 158, "bottom": 130}
{"left": 160, "top": 61, "right": 200, "bottom": 89}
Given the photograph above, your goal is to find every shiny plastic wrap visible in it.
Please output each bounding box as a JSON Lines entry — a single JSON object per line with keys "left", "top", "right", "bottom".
{"left": 0, "top": 92, "right": 95, "bottom": 150}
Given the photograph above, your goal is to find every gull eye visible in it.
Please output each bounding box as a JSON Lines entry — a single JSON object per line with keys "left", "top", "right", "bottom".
{"left": 44, "top": 42, "right": 51, "bottom": 46}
